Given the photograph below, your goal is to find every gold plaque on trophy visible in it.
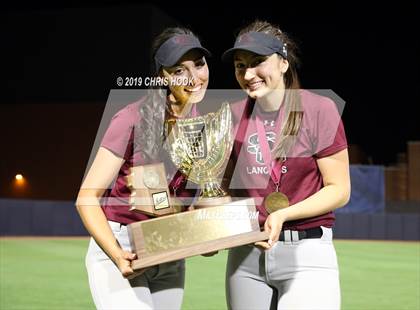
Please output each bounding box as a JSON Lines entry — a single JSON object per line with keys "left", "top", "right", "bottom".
{"left": 126, "top": 162, "right": 178, "bottom": 217}
{"left": 127, "top": 198, "right": 269, "bottom": 270}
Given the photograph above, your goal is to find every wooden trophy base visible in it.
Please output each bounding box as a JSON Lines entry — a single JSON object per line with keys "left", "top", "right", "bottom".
{"left": 127, "top": 198, "right": 268, "bottom": 270}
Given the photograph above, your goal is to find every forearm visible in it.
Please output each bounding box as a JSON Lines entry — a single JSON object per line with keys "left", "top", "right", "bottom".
{"left": 279, "top": 183, "right": 350, "bottom": 222}
{"left": 76, "top": 196, "right": 122, "bottom": 262}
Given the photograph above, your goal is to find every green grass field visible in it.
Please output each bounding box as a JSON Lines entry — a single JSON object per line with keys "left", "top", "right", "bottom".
{"left": 1, "top": 238, "right": 419, "bottom": 310}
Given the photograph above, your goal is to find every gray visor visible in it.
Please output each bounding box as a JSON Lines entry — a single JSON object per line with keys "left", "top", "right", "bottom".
{"left": 154, "top": 34, "right": 211, "bottom": 72}
{"left": 222, "top": 32, "right": 287, "bottom": 61}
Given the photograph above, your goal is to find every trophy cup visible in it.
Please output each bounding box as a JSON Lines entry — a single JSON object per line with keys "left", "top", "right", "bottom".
{"left": 163, "top": 101, "right": 233, "bottom": 208}
{"left": 127, "top": 102, "right": 269, "bottom": 270}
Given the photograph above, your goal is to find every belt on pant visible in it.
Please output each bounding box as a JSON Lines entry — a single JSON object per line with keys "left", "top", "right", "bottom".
{"left": 108, "top": 220, "right": 126, "bottom": 229}
{"left": 278, "top": 227, "right": 323, "bottom": 242}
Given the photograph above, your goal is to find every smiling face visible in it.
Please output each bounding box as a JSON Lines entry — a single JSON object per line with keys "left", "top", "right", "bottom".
{"left": 234, "top": 50, "right": 289, "bottom": 99}
{"left": 163, "top": 49, "right": 209, "bottom": 104}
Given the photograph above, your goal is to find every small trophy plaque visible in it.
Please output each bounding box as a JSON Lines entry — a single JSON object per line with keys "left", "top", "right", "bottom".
{"left": 126, "top": 162, "right": 180, "bottom": 217}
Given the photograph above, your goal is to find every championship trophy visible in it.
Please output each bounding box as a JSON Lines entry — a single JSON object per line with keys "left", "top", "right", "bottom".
{"left": 163, "top": 101, "right": 233, "bottom": 208}
{"left": 127, "top": 102, "right": 269, "bottom": 270}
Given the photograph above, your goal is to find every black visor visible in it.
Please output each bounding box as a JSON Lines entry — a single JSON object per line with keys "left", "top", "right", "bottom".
{"left": 222, "top": 31, "right": 287, "bottom": 61}
{"left": 154, "top": 34, "right": 211, "bottom": 72}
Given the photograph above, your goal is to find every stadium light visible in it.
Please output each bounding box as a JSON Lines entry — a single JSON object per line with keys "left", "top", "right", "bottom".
{"left": 14, "top": 173, "right": 26, "bottom": 188}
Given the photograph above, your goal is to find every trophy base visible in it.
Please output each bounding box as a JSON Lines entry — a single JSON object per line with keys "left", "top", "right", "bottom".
{"left": 131, "top": 230, "right": 269, "bottom": 270}
{"left": 193, "top": 195, "right": 232, "bottom": 209}
{"left": 127, "top": 198, "right": 268, "bottom": 270}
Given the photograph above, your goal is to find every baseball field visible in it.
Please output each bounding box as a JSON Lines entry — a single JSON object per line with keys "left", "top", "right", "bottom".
{"left": 1, "top": 238, "right": 419, "bottom": 310}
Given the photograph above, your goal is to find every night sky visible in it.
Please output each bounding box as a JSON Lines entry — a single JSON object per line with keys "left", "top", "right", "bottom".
{"left": 1, "top": 1, "right": 419, "bottom": 200}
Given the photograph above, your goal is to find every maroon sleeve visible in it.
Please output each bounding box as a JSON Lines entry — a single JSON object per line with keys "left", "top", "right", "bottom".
{"left": 101, "top": 105, "right": 137, "bottom": 158}
{"left": 312, "top": 97, "right": 348, "bottom": 158}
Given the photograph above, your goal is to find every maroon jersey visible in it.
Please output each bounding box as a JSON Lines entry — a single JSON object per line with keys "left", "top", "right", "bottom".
{"left": 100, "top": 99, "right": 195, "bottom": 225}
{"left": 229, "top": 90, "right": 347, "bottom": 230}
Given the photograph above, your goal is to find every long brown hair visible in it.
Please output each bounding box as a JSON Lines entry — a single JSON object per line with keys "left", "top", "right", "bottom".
{"left": 238, "top": 20, "right": 303, "bottom": 159}
{"left": 135, "top": 27, "right": 197, "bottom": 162}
